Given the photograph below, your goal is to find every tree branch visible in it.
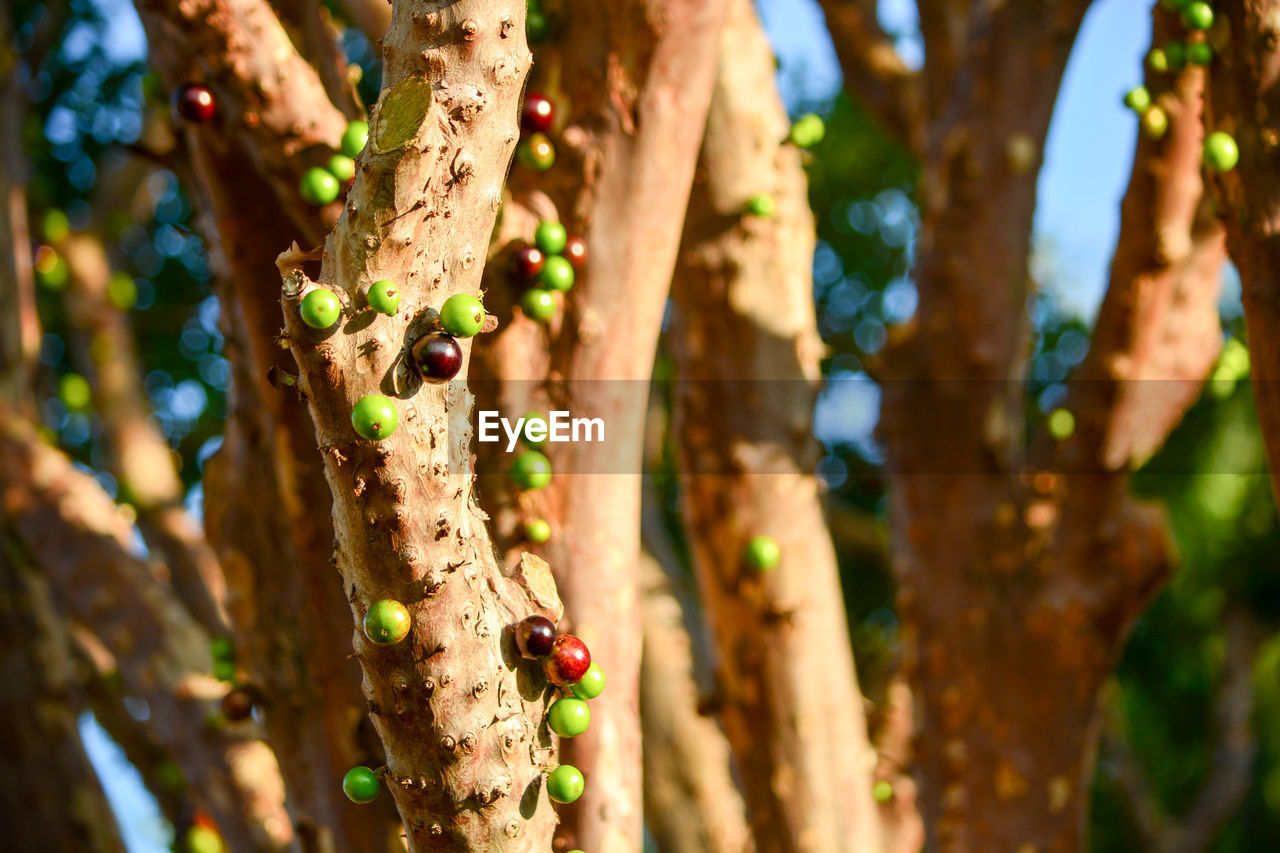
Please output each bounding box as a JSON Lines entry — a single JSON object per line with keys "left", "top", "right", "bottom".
{"left": 1201, "top": 0, "right": 1280, "bottom": 504}
{"left": 667, "top": 0, "right": 885, "bottom": 849}
{"left": 0, "top": 415, "right": 294, "bottom": 852}
{"left": 271, "top": 0, "right": 365, "bottom": 117}
{"left": 815, "top": 0, "right": 924, "bottom": 155}
{"left": 278, "top": 4, "right": 568, "bottom": 849}
{"left": 60, "top": 226, "right": 231, "bottom": 636}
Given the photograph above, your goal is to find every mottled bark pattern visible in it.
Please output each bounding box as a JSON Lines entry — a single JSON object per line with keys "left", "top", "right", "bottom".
{"left": 279, "top": 3, "right": 566, "bottom": 850}
{"left": 670, "top": 1, "right": 881, "bottom": 850}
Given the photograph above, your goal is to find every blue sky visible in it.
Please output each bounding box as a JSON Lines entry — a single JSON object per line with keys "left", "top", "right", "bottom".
{"left": 84, "top": 2, "right": 1152, "bottom": 849}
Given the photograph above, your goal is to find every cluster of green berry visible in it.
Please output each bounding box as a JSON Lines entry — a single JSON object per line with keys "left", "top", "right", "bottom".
{"left": 1125, "top": 2, "right": 1239, "bottom": 171}
{"left": 514, "top": 220, "right": 585, "bottom": 323}
{"left": 299, "top": 121, "right": 369, "bottom": 206}
{"left": 514, "top": 615, "right": 605, "bottom": 805}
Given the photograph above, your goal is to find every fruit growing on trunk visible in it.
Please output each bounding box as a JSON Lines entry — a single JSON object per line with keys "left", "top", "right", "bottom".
{"left": 745, "top": 193, "right": 776, "bottom": 217}
{"left": 546, "top": 765, "right": 585, "bottom": 804}
{"left": 1203, "top": 131, "right": 1239, "bottom": 172}
{"left": 220, "top": 687, "right": 255, "bottom": 722}
{"left": 524, "top": 517, "right": 552, "bottom": 543}
{"left": 520, "top": 288, "right": 557, "bottom": 323}
{"left": 510, "top": 450, "right": 553, "bottom": 490}
{"left": 300, "top": 289, "right": 341, "bottom": 329}
{"left": 412, "top": 334, "right": 463, "bottom": 381}
{"left": 570, "top": 662, "right": 605, "bottom": 700}
{"left": 515, "top": 246, "right": 546, "bottom": 278}
{"left": 539, "top": 255, "right": 575, "bottom": 291}
{"left": 439, "top": 293, "right": 486, "bottom": 337}
{"left": 534, "top": 221, "right": 568, "bottom": 255}
{"left": 299, "top": 167, "right": 340, "bottom": 206}
{"left": 548, "top": 697, "right": 591, "bottom": 737}
{"left": 543, "top": 634, "right": 591, "bottom": 685}
{"left": 340, "top": 120, "right": 369, "bottom": 158}
{"left": 743, "top": 535, "right": 781, "bottom": 571}
{"left": 1123, "top": 86, "right": 1151, "bottom": 112}
{"left": 516, "top": 615, "right": 557, "bottom": 659}
{"left": 563, "top": 235, "right": 587, "bottom": 269}
{"left": 351, "top": 394, "right": 399, "bottom": 440}
{"left": 519, "top": 133, "right": 555, "bottom": 171}
{"left": 327, "top": 154, "right": 356, "bottom": 183}
{"left": 363, "top": 599, "right": 412, "bottom": 646}
{"left": 367, "top": 280, "right": 400, "bottom": 315}
{"left": 342, "top": 767, "right": 380, "bottom": 804}
{"left": 173, "top": 83, "right": 216, "bottom": 122}
{"left": 522, "top": 93, "right": 555, "bottom": 133}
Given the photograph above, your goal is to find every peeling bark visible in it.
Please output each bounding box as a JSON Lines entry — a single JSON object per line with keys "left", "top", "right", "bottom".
{"left": 668, "top": 0, "right": 882, "bottom": 849}
{"left": 1202, "top": 0, "right": 1280, "bottom": 503}
{"left": 277, "top": 3, "right": 569, "bottom": 850}
{"left": 0, "top": 416, "right": 293, "bottom": 852}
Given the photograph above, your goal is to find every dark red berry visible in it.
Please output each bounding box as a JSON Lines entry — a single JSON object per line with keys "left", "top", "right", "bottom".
{"left": 543, "top": 634, "right": 591, "bottom": 685}
{"left": 221, "top": 687, "right": 254, "bottom": 722}
{"left": 412, "top": 334, "right": 463, "bottom": 381}
{"left": 564, "top": 236, "right": 587, "bottom": 270}
{"left": 173, "top": 83, "right": 216, "bottom": 123}
{"left": 522, "top": 94, "right": 555, "bottom": 134}
{"left": 514, "top": 246, "right": 546, "bottom": 279}
{"left": 516, "top": 615, "right": 557, "bottom": 660}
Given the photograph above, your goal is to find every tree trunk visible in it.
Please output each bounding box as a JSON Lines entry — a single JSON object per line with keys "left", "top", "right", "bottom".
{"left": 668, "top": 0, "right": 882, "bottom": 849}
{"left": 278, "top": 3, "right": 569, "bottom": 849}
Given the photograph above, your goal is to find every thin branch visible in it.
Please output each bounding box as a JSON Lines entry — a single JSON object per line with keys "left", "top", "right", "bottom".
{"left": 271, "top": 0, "right": 365, "bottom": 117}
{"left": 815, "top": 0, "right": 924, "bottom": 155}
{"left": 0, "top": 414, "right": 293, "bottom": 852}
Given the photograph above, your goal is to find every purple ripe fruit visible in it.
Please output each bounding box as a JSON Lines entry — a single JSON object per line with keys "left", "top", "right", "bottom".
{"left": 515, "top": 246, "right": 546, "bottom": 279}
{"left": 516, "top": 615, "right": 557, "bottom": 659}
{"left": 543, "top": 634, "right": 591, "bottom": 685}
{"left": 173, "top": 83, "right": 216, "bottom": 122}
{"left": 412, "top": 334, "right": 463, "bottom": 382}
{"left": 221, "top": 687, "right": 254, "bottom": 722}
{"left": 522, "top": 93, "right": 555, "bottom": 134}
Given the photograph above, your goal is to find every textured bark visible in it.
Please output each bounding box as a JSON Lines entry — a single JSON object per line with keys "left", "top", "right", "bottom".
{"left": 270, "top": 0, "right": 365, "bottom": 118}
{"left": 471, "top": 4, "right": 731, "bottom": 849}
{"left": 133, "top": 1, "right": 387, "bottom": 846}
{"left": 278, "top": 3, "right": 568, "bottom": 850}
{"left": 668, "top": 1, "right": 881, "bottom": 850}
{"left": 0, "top": 416, "right": 293, "bottom": 852}
{"left": 1068, "top": 51, "right": 1224, "bottom": 472}
{"left": 873, "top": 3, "right": 1218, "bottom": 851}
{"left": 0, "top": 531, "right": 128, "bottom": 853}
{"left": 1202, "top": 0, "right": 1280, "bottom": 503}
{"left": 814, "top": 0, "right": 923, "bottom": 153}
{"left": 640, "top": 551, "right": 754, "bottom": 853}
{"left": 60, "top": 230, "right": 230, "bottom": 636}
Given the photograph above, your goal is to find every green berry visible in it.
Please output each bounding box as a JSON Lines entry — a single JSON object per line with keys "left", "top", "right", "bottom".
{"left": 1186, "top": 41, "right": 1213, "bottom": 66}
{"left": 1163, "top": 41, "right": 1187, "bottom": 70}
{"left": 300, "top": 289, "right": 342, "bottom": 329}
{"left": 342, "top": 766, "right": 380, "bottom": 804}
{"left": 210, "top": 637, "right": 235, "bottom": 663}
{"left": 1141, "top": 107, "right": 1169, "bottom": 140}
{"left": 340, "top": 120, "right": 369, "bottom": 158}
{"left": 1182, "top": 1, "right": 1214, "bottom": 30}
{"left": 534, "top": 221, "right": 568, "bottom": 255}
{"left": 185, "top": 825, "right": 224, "bottom": 853}
{"left": 363, "top": 599, "right": 412, "bottom": 646}
{"left": 107, "top": 271, "right": 138, "bottom": 309}
{"left": 743, "top": 535, "right": 781, "bottom": 571}
{"left": 43, "top": 209, "right": 70, "bottom": 243}
{"left": 521, "top": 288, "right": 557, "bottom": 322}
{"left": 525, "top": 518, "right": 552, "bottom": 543}
{"left": 212, "top": 660, "right": 236, "bottom": 682}
{"left": 745, "top": 194, "right": 775, "bottom": 218}
{"left": 299, "top": 167, "right": 341, "bottom": 205}
{"left": 1146, "top": 48, "right": 1169, "bottom": 73}
{"left": 873, "top": 780, "right": 894, "bottom": 802}
{"left": 539, "top": 255, "right": 575, "bottom": 291}
{"left": 1203, "top": 131, "right": 1239, "bottom": 171}
{"left": 548, "top": 697, "right": 591, "bottom": 737}
{"left": 510, "top": 450, "right": 552, "bottom": 491}
{"left": 367, "top": 280, "right": 400, "bottom": 315}
{"left": 440, "top": 293, "right": 486, "bottom": 337}
{"left": 327, "top": 154, "right": 356, "bottom": 183}
{"left": 546, "top": 764, "right": 584, "bottom": 804}
{"left": 59, "top": 373, "right": 92, "bottom": 412}
{"left": 1122, "top": 86, "right": 1151, "bottom": 113}
{"left": 570, "top": 662, "right": 605, "bottom": 700}
{"left": 35, "top": 248, "right": 68, "bottom": 290}
{"left": 788, "top": 112, "right": 826, "bottom": 148}
{"left": 522, "top": 411, "right": 549, "bottom": 446}
{"left": 351, "top": 394, "right": 399, "bottom": 440}
{"left": 519, "top": 133, "right": 556, "bottom": 171}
